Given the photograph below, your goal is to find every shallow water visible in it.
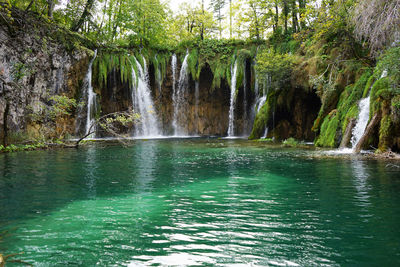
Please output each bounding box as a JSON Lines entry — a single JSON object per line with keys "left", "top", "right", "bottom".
{"left": 1, "top": 139, "right": 400, "bottom": 266}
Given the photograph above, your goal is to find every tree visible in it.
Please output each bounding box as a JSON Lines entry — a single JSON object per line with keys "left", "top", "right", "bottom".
{"left": 352, "top": 0, "right": 400, "bottom": 55}
{"left": 236, "top": 0, "right": 269, "bottom": 40}
{"left": 298, "top": 0, "right": 306, "bottom": 29}
{"left": 70, "top": 0, "right": 96, "bottom": 31}
{"left": 76, "top": 110, "right": 139, "bottom": 146}
{"left": 210, "top": 0, "right": 225, "bottom": 38}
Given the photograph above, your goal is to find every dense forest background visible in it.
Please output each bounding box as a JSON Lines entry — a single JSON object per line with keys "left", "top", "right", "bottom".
{"left": 0, "top": 0, "right": 400, "bottom": 153}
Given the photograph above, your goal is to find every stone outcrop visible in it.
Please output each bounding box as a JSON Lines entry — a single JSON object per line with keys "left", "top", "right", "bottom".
{"left": 0, "top": 8, "right": 91, "bottom": 143}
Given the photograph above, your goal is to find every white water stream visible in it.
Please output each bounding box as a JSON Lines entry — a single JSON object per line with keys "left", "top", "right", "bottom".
{"left": 227, "top": 59, "right": 238, "bottom": 137}
{"left": 85, "top": 49, "right": 98, "bottom": 137}
{"left": 131, "top": 56, "right": 161, "bottom": 137}
{"left": 172, "top": 51, "right": 189, "bottom": 136}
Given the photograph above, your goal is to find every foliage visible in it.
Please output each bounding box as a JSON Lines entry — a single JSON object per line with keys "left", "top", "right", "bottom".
{"left": 93, "top": 51, "right": 135, "bottom": 88}
{"left": 256, "top": 48, "right": 295, "bottom": 90}
{"left": 352, "top": 0, "right": 400, "bottom": 54}
{"left": 28, "top": 94, "right": 77, "bottom": 124}
{"left": 78, "top": 110, "right": 140, "bottom": 145}
{"left": 375, "top": 47, "right": 400, "bottom": 88}
{"left": 0, "top": 143, "right": 48, "bottom": 153}
{"left": 282, "top": 137, "right": 299, "bottom": 147}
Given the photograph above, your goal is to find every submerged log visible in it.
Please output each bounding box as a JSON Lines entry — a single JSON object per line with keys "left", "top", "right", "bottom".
{"left": 339, "top": 118, "right": 356, "bottom": 148}
{"left": 354, "top": 113, "right": 381, "bottom": 153}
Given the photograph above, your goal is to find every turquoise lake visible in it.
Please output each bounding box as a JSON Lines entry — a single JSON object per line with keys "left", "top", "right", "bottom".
{"left": 1, "top": 139, "right": 400, "bottom": 266}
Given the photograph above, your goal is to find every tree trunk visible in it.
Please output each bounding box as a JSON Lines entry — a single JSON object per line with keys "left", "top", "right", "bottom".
{"left": 47, "top": 0, "right": 54, "bottom": 18}
{"left": 298, "top": 0, "right": 306, "bottom": 29}
{"left": 354, "top": 113, "right": 381, "bottom": 153}
{"left": 200, "top": 0, "right": 204, "bottom": 40}
{"left": 25, "top": 0, "right": 35, "bottom": 11}
{"left": 339, "top": 118, "right": 355, "bottom": 148}
{"left": 71, "top": 0, "right": 95, "bottom": 32}
{"left": 283, "top": 0, "right": 288, "bottom": 34}
{"left": 291, "top": 0, "right": 299, "bottom": 33}
{"left": 274, "top": 1, "right": 279, "bottom": 33}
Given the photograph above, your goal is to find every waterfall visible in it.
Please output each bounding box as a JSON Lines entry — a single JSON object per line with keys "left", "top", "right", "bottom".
{"left": 227, "top": 59, "right": 238, "bottom": 137}
{"left": 257, "top": 96, "right": 267, "bottom": 113}
{"left": 195, "top": 81, "right": 200, "bottom": 134}
{"left": 131, "top": 56, "right": 161, "bottom": 137}
{"left": 172, "top": 51, "right": 189, "bottom": 136}
{"left": 242, "top": 69, "right": 248, "bottom": 135}
{"left": 85, "top": 49, "right": 98, "bottom": 137}
{"left": 351, "top": 97, "right": 371, "bottom": 150}
{"left": 171, "top": 54, "right": 177, "bottom": 93}
{"left": 349, "top": 70, "right": 386, "bottom": 151}
{"left": 262, "top": 127, "right": 269, "bottom": 139}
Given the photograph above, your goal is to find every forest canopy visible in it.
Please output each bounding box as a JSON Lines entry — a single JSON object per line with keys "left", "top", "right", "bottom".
{"left": 3, "top": 0, "right": 397, "bottom": 54}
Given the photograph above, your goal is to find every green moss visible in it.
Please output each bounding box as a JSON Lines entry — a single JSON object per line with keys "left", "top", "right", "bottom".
{"left": 341, "top": 104, "right": 358, "bottom": 133}
{"left": 315, "top": 111, "right": 340, "bottom": 148}
{"left": 177, "top": 39, "right": 257, "bottom": 90}
{"left": 363, "top": 75, "right": 375, "bottom": 98}
{"left": 93, "top": 52, "right": 136, "bottom": 88}
{"left": 282, "top": 137, "right": 299, "bottom": 147}
{"left": 248, "top": 93, "right": 275, "bottom": 139}
{"left": 187, "top": 48, "right": 199, "bottom": 81}
{"left": 370, "top": 77, "right": 390, "bottom": 116}
{"left": 378, "top": 115, "right": 392, "bottom": 152}
{"left": 336, "top": 71, "right": 371, "bottom": 132}
{"left": 254, "top": 138, "right": 274, "bottom": 143}
{"left": 0, "top": 143, "right": 49, "bottom": 153}
{"left": 392, "top": 95, "right": 400, "bottom": 110}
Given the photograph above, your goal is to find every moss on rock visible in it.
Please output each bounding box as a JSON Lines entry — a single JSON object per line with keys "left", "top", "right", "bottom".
{"left": 315, "top": 110, "right": 340, "bottom": 147}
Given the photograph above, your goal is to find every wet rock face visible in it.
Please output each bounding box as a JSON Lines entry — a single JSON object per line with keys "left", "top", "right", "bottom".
{"left": 271, "top": 90, "right": 321, "bottom": 141}
{"left": 152, "top": 62, "right": 231, "bottom": 136}
{"left": 0, "top": 23, "right": 89, "bottom": 141}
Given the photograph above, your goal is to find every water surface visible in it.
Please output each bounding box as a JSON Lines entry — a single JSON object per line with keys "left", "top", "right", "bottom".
{"left": 1, "top": 139, "right": 400, "bottom": 266}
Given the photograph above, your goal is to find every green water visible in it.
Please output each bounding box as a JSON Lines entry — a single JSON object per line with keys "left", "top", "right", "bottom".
{"left": 1, "top": 139, "right": 400, "bottom": 266}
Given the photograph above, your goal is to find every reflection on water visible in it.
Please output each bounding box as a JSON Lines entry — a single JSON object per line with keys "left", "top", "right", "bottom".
{"left": 135, "top": 141, "right": 158, "bottom": 192}
{"left": 0, "top": 139, "right": 400, "bottom": 266}
{"left": 84, "top": 147, "right": 97, "bottom": 199}
{"left": 351, "top": 160, "right": 371, "bottom": 208}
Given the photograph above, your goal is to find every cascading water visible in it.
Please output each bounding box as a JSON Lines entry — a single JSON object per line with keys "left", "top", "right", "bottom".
{"left": 227, "top": 59, "right": 238, "bottom": 137}
{"left": 131, "top": 56, "right": 161, "bottom": 137}
{"left": 262, "top": 127, "right": 269, "bottom": 139}
{"left": 257, "top": 96, "right": 267, "bottom": 113}
{"left": 195, "top": 81, "right": 200, "bottom": 134}
{"left": 171, "top": 54, "right": 177, "bottom": 93}
{"left": 85, "top": 49, "right": 98, "bottom": 137}
{"left": 350, "top": 97, "right": 371, "bottom": 150}
{"left": 172, "top": 51, "right": 189, "bottom": 136}
{"left": 242, "top": 70, "right": 248, "bottom": 135}
{"left": 348, "top": 70, "right": 386, "bottom": 151}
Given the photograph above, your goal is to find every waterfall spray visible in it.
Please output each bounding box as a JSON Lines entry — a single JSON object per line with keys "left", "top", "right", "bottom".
{"left": 85, "top": 49, "right": 98, "bottom": 137}
{"left": 131, "top": 56, "right": 161, "bottom": 137}
{"left": 227, "top": 59, "right": 238, "bottom": 137}
{"left": 195, "top": 81, "right": 200, "bottom": 134}
{"left": 172, "top": 51, "right": 189, "bottom": 136}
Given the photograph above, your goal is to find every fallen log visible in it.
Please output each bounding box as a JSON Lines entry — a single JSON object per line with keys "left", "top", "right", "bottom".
{"left": 354, "top": 113, "right": 381, "bottom": 153}
{"left": 339, "top": 118, "right": 356, "bottom": 149}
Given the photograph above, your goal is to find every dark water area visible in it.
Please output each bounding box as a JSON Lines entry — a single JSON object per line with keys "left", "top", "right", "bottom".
{"left": 1, "top": 139, "right": 400, "bottom": 266}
